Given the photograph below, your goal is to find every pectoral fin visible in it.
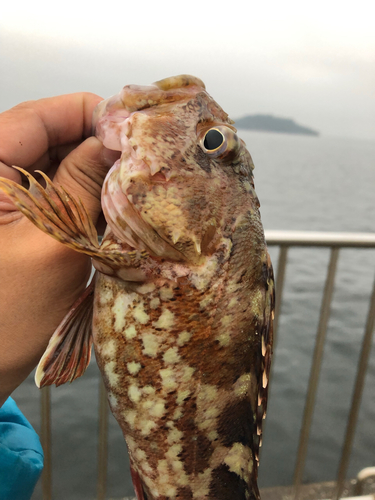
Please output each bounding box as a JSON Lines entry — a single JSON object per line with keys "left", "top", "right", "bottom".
{"left": 0, "top": 171, "right": 132, "bottom": 269}
{"left": 35, "top": 280, "right": 95, "bottom": 388}
{"left": 0, "top": 168, "right": 137, "bottom": 269}
{"left": 0, "top": 167, "right": 99, "bottom": 248}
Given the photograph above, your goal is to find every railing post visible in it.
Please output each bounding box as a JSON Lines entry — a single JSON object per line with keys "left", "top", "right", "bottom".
{"left": 332, "top": 274, "right": 375, "bottom": 500}
{"left": 97, "top": 378, "right": 109, "bottom": 500}
{"left": 293, "top": 247, "right": 339, "bottom": 499}
{"left": 40, "top": 386, "right": 52, "bottom": 500}
{"left": 273, "top": 245, "right": 288, "bottom": 344}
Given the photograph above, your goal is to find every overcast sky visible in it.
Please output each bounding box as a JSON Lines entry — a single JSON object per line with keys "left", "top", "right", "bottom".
{"left": 1, "top": 0, "right": 374, "bottom": 140}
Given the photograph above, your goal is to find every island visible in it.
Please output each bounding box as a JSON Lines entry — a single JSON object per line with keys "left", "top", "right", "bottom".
{"left": 234, "top": 114, "right": 319, "bottom": 136}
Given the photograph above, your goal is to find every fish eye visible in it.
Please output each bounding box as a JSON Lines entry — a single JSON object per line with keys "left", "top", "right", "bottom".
{"left": 203, "top": 129, "right": 224, "bottom": 151}
{"left": 200, "top": 125, "right": 241, "bottom": 161}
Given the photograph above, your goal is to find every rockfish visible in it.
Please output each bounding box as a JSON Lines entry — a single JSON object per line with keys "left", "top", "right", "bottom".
{"left": 0, "top": 75, "right": 274, "bottom": 500}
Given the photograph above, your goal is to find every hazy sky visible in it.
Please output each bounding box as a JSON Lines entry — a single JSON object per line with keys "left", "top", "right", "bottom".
{"left": 1, "top": 0, "right": 374, "bottom": 139}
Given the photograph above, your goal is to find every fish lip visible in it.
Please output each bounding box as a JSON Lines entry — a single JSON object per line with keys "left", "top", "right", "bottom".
{"left": 92, "top": 94, "right": 132, "bottom": 143}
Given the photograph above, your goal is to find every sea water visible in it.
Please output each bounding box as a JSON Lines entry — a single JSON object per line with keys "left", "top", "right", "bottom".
{"left": 11, "top": 131, "right": 375, "bottom": 499}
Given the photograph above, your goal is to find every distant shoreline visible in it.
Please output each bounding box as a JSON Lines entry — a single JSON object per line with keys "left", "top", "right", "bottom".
{"left": 234, "top": 114, "right": 319, "bottom": 136}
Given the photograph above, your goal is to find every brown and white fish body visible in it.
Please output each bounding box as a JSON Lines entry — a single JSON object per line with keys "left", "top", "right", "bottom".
{"left": 0, "top": 75, "right": 274, "bottom": 500}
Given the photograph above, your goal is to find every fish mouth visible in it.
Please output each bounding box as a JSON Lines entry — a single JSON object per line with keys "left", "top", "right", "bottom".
{"left": 92, "top": 75, "right": 205, "bottom": 142}
{"left": 94, "top": 92, "right": 184, "bottom": 260}
{"left": 94, "top": 76, "right": 207, "bottom": 262}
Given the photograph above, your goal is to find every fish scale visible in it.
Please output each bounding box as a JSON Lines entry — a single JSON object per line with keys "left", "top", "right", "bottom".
{"left": 0, "top": 74, "right": 274, "bottom": 499}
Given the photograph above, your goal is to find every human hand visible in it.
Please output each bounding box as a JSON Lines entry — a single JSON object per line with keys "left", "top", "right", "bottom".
{"left": 0, "top": 93, "right": 119, "bottom": 405}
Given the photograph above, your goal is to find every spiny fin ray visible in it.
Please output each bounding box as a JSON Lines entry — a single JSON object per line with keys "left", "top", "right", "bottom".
{"left": 254, "top": 251, "right": 275, "bottom": 462}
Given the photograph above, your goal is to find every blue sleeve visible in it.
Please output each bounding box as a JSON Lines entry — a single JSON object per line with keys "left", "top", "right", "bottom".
{"left": 0, "top": 397, "right": 44, "bottom": 500}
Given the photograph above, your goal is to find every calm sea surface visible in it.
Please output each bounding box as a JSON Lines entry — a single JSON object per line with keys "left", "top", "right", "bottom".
{"left": 12, "top": 131, "right": 375, "bottom": 499}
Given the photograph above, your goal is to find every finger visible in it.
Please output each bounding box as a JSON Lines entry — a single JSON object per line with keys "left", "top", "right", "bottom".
{"left": 29, "top": 141, "right": 82, "bottom": 176}
{"left": 23, "top": 141, "right": 82, "bottom": 182}
{"left": 0, "top": 142, "right": 81, "bottom": 187}
{"left": 53, "top": 136, "right": 120, "bottom": 224}
{"left": 0, "top": 161, "right": 22, "bottom": 183}
{"left": 0, "top": 93, "right": 103, "bottom": 171}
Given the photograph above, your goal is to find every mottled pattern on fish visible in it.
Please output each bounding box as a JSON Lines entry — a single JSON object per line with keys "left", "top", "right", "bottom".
{"left": 0, "top": 75, "right": 274, "bottom": 500}
{"left": 95, "top": 247, "right": 272, "bottom": 499}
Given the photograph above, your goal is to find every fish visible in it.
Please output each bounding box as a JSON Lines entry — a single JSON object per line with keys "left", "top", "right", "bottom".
{"left": 0, "top": 75, "right": 274, "bottom": 500}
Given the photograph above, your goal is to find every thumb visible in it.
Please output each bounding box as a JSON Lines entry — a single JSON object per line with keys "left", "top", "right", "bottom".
{"left": 53, "top": 136, "right": 120, "bottom": 225}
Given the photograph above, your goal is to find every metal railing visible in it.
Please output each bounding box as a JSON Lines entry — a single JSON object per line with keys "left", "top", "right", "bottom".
{"left": 38, "top": 230, "right": 375, "bottom": 500}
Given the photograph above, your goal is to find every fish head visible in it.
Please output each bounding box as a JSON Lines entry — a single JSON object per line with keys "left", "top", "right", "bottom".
{"left": 93, "top": 75, "right": 257, "bottom": 264}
